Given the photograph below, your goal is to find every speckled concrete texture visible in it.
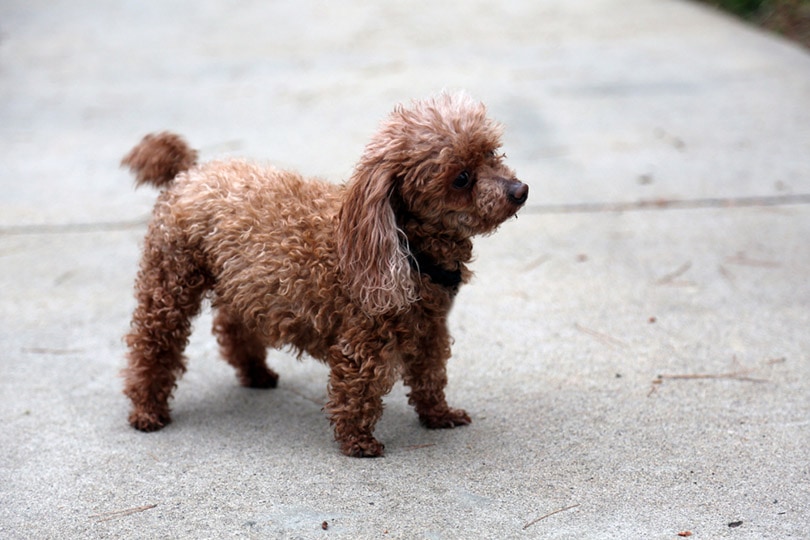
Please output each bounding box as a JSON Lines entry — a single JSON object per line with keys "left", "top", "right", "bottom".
{"left": 2, "top": 1, "right": 809, "bottom": 538}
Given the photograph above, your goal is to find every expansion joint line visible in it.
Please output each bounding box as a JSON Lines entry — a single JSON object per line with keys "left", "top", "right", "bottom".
{"left": 524, "top": 193, "right": 810, "bottom": 215}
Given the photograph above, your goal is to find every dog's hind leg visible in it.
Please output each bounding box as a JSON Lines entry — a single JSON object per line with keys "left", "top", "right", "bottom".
{"left": 212, "top": 308, "right": 278, "bottom": 389}
{"left": 123, "top": 232, "right": 211, "bottom": 432}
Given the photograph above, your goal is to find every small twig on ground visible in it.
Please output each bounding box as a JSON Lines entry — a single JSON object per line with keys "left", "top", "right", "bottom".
{"left": 403, "top": 443, "right": 436, "bottom": 451}
{"left": 648, "top": 359, "right": 778, "bottom": 396}
{"left": 574, "top": 323, "right": 627, "bottom": 349}
{"left": 717, "top": 264, "right": 736, "bottom": 287}
{"left": 523, "top": 504, "right": 580, "bottom": 530}
{"left": 521, "top": 254, "right": 551, "bottom": 272}
{"left": 91, "top": 504, "right": 157, "bottom": 522}
{"left": 724, "top": 252, "right": 780, "bottom": 268}
{"left": 655, "top": 261, "right": 692, "bottom": 285}
{"left": 655, "top": 371, "right": 767, "bottom": 383}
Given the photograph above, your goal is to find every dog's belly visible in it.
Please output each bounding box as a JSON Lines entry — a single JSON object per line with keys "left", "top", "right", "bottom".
{"left": 210, "top": 242, "right": 345, "bottom": 362}
{"left": 256, "top": 301, "right": 336, "bottom": 361}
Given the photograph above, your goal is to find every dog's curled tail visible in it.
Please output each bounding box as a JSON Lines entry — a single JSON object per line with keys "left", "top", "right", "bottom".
{"left": 121, "top": 132, "right": 198, "bottom": 189}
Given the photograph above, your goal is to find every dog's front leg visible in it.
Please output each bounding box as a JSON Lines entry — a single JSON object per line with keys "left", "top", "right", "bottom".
{"left": 326, "top": 346, "right": 395, "bottom": 457}
{"left": 402, "top": 324, "right": 471, "bottom": 429}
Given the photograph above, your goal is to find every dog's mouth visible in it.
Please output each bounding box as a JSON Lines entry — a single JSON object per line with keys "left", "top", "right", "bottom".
{"left": 483, "top": 179, "right": 529, "bottom": 228}
{"left": 447, "top": 207, "right": 521, "bottom": 237}
{"left": 436, "top": 179, "right": 528, "bottom": 237}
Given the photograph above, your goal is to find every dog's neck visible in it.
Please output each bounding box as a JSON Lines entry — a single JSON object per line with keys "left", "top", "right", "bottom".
{"left": 390, "top": 191, "right": 474, "bottom": 289}
{"left": 407, "top": 248, "right": 463, "bottom": 289}
{"left": 399, "top": 218, "right": 473, "bottom": 291}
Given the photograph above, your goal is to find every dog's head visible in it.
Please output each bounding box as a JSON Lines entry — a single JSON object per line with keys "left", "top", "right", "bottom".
{"left": 338, "top": 92, "right": 528, "bottom": 315}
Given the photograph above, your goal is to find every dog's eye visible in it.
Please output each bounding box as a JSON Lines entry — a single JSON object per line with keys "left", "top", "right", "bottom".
{"left": 452, "top": 171, "right": 472, "bottom": 190}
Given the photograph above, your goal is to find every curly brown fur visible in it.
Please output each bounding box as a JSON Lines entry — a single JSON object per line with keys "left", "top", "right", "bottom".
{"left": 122, "top": 132, "right": 199, "bottom": 188}
{"left": 121, "top": 92, "right": 528, "bottom": 457}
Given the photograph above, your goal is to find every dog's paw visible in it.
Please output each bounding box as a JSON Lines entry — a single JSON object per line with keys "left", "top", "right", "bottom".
{"left": 240, "top": 367, "right": 279, "bottom": 389}
{"left": 341, "top": 437, "right": 385, "bottom": 458}
{"left": 128, "top": 409, "right": 171, "bottom": 432}
{"left": 420, "top": 407, "right": 471, "bottom": 429}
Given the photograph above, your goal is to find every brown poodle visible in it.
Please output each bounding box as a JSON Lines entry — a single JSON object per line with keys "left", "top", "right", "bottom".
{"left": 121, "top": 93, "right": 528, "bottom": 457}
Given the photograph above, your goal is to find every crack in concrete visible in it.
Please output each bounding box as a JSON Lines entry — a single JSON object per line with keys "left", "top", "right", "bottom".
{"left": 524, "top": 194, "right": 810, "bottom": 214}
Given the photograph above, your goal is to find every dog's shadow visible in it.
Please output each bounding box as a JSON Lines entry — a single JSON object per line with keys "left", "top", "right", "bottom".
{"left": 168, "top": 356, "right": 425, "bottom": 453}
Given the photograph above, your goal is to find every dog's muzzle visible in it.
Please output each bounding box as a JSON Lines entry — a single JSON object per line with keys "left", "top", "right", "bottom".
{"left": 507, "top": 181, "right": 529, "bottom": 205}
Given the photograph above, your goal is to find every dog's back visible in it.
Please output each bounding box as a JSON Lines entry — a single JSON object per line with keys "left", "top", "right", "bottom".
{"left": 124, "top": 134, "right": 346, "bottom": 353}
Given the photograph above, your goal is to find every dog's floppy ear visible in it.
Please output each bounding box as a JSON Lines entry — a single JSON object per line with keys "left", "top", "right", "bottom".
{"left": 337, "top": 146, "right": 418, "bottom": 315}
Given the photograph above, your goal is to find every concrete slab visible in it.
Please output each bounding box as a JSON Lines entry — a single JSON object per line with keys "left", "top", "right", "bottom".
{"left": 1, "top": 0, "right": 809, "bottom": 538}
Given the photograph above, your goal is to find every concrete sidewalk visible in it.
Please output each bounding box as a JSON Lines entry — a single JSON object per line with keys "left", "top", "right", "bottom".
{"left": 2, "top": 0, "right": 809, "bottom": 538}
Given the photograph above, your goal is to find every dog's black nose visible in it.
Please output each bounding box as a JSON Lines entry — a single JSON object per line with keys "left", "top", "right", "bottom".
{"left": 507, "top": 181, "right": 529, "bottom": 205}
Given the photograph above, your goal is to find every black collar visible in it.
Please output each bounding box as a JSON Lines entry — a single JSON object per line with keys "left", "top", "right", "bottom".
{"left": 408, "top": 249, "right": 463, "bottom": 289}
{"left": 395, "top": 203, "right": 463, "bottom": 290}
